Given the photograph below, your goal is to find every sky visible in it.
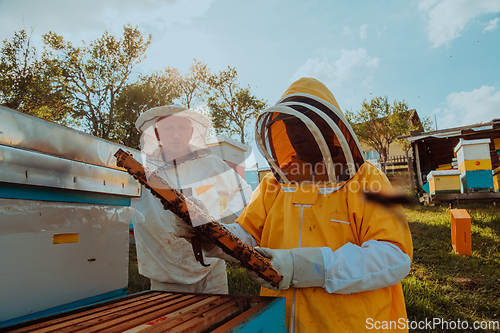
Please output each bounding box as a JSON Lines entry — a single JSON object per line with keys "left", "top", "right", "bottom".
{"left": 1, "top": 0, "right": 499, "bottom": 168}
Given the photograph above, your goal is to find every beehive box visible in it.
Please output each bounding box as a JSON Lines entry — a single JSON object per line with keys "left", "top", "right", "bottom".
{"left": 206, "top": 136, "right": 250, "bottom": 178}
{"left": 494, "top": 138, "right": 500, "bottom": 150}
{"left": 460, "top": 170, "right": 494, "bottom": 193}
{"left": 0, "top": 291, "right": 286, "bottom": 333}
{"left": 0, "top": 106, "right": 141, "bottom": 327}
{"left": 454, "top": 139, "right": 492, "bottom": 173}
{"left": 493, "top": 166, "right": 500, "bottom": 192}
{"left": 427, "top": 170, "right": 461, "bottom": 195}
{"left": 495, "top": 137, "right": 500, "bottom": 157}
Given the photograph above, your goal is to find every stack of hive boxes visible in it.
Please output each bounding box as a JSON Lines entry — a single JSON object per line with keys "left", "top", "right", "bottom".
{"left": 454, "top": 139, "right": 494, "bottom": 193}
{"left": 494, "top": 138, "right": 500, "bottom": 192}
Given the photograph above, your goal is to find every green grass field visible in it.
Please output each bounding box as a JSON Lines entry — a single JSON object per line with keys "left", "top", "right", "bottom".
{"left": 403, "top": 203, "right": 500, "bottom": 332}
{"left": 129, "top": 202, "right": 500, "bottom": 332}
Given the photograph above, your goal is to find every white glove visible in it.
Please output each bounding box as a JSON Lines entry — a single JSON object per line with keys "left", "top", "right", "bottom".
{"left": 170, "top": 196, "right": 208, "bottom": 239}
{"left": 247, "top": 247, "right": 325, "bottom": 291}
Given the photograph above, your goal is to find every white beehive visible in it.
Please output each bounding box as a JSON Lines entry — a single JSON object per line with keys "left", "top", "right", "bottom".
{"left": 0, "top": 106, "right": 141, "bottom": 327}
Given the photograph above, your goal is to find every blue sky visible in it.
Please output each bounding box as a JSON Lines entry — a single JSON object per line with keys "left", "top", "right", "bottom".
{"left": 1, "top": 0, "right": 499, "bottom": 167}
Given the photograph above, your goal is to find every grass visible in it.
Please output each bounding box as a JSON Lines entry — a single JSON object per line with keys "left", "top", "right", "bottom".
{"left": 404, "top": 202, "right": 500, "bottom": 332}
{"left": 225, "top": 261, "right": 261, "bottom": 296}
{"left": 128, "top": 243, "right": 150, "bottom": 294}
{"left": 128, "top": 202, "right": 500, "bottom": 331}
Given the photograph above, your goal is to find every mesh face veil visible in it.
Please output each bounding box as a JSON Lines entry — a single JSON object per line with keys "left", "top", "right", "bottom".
{"left": 255, "top": 79, "right": 366, "bottom": 184}
{"left": 135, "top": 104, "right": 254, "bottom": 232}
{"left": 137, "top": 106, "right": 211, "bottom": 176}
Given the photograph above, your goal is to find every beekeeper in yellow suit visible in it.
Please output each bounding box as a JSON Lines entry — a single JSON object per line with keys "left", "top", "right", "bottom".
{"left": 200, "top": 77, "right": 413, "bottom": 332}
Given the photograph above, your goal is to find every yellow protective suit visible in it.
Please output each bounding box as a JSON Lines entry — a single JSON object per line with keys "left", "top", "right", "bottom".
{"left": 236, "top": 78, "right": 413, "bottom": 332}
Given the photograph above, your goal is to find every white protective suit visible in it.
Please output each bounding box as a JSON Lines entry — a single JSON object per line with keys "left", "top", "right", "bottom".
{"left": 132, "top": 105, "right": 253, "bottom": 293}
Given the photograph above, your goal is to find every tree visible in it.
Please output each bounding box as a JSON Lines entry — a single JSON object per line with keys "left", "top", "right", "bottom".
{"left": 113, "top": 60, "right": 212, "bottom": 149}
{"left": 113, "top": 69, "right": 180, "bottom": 149}
{"left": 345, "top": 96, "right": 431, "bottom": 173}
{"left": 0, "top": 29, "right": 73, "bottom": 124}
{"left": 43, "top": 23, "right": 151, "bottom": 140}
{"left": 207, "top": 67, "right": 267, "bottom": 143}
{"left": 176, "top": 59, "right": 210, "bottom": 109}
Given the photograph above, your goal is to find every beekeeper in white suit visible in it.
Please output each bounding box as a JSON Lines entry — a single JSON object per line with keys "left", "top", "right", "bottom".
{"left": 132, "top": 104, "right": 253, "bottom": 294}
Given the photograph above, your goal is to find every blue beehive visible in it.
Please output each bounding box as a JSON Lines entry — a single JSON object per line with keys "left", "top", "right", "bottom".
{"left": 460, "top": 170, "right": 494, "bottom": 193}
{"left": 454, "top": 139, "right": 494, "bottom": 193}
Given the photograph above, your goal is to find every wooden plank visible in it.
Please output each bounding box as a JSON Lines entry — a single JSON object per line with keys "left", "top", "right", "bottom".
{"left": 46, "top": 294, "right": 199, "bottom": 333}
{"left": 167, "top": 298, "right": 247, "bottom": 333}
{"left": 6, "top": 292, "right": 168, "bottom": 333}
{"left": 77, "top": 295, "right": 202, "bottom": 333}
{"left": 414, "top": 143, "right": 423, "bottom": 188}
{"left": 36, "top": 293, "right": 178, "bottom": 333}
{"left": 135, "top": 296, "right": 237, "bottom": 333}
{"left": 225, "top": 297, "right": 287, "bottom": 333}
{"left": 2, "top": 293, "right": 288, "bottom": 333}
{"left": 210, "top": 299, "right": 269, "bottom": 333}
{"left": 433, "top": 192, "right": 500, "bottom": 203}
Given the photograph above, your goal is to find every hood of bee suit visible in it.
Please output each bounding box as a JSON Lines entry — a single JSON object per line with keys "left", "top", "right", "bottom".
{"left": 255, "top": 77, "right": 366, "bottom": 184}
{"left": 136, "top": 104, "right": 212, "bottom": 169}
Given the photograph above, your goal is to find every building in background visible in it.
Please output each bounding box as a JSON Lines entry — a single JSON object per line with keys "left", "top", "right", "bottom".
{"left": 399, "top": 118, "right": 500, "bottom": 203}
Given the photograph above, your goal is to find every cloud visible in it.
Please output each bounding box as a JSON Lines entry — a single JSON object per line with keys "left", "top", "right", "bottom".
{"left": 433, "top": 86, "right": 500, "bottom": 128}
{"left": 341, "top": 26, "right": 351, "bottom": 36}
{"left": 363, "top": 76, "right": 374, "bottom": 87}
{"left": 0, "top": 0, "right": 215, "bottom": 75}
{"left": 0, "top": 0, "right": 213, "bottom": 47}
{"left": 139, "top": 29, "right": 218, "bottom": 74}
{"left": 98, "top": 0, "right": 213, "bottom": 31}
{"left": 483, "top": 17, "right": 499, "bottom": 32}
{"left": 365, "top": 57, "right": 380, "bottom": 67}
{"left": 290, "top": 48, "right": 380, "bottom": 88}
{"left": 376, "top": 26, "right": 386, "bottom": 37}
{"left": 359, "top": 24, "right": 368, "bottom": 40}
{"left": 419, "top": 0, "right": 500, "bottom": 48}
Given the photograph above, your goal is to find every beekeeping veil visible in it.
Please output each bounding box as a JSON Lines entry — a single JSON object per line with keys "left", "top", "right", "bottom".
{"left": 135, "top": 105, "right": 211, "bottom": 179}
{"left": 255, "top": 77, "right": 366, "bottom": 184}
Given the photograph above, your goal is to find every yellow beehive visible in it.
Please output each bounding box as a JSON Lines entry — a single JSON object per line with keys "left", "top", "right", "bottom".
{"left": 427, "top": 170, "right": 461, "bottom": 195}
{"left": 458, "top": 159, "right": 493, "bottom": 173}
{"left": 436, "top": 163, "right": 452, "bottom": 170}
{"left": 455, "top": 139, "right": 491, "bottom": 171}
{"left": 493, "top": 166, "right": 500, "bottom": 192}
{"left": 494, "top": 138, "right": 500, "bottom": 150}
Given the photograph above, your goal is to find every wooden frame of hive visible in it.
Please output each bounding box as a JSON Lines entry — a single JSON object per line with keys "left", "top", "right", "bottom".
{"left": 114, "top": 149, "right": 282, "bottom": 289}
{"left": 2, "top": 291, "right": 286, "bottom": 332}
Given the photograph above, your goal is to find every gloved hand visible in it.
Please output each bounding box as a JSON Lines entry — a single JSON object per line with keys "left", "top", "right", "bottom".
{"left": 248, "top": 247, "right": 294, "bottom": 290}
{"left": 170, "top": 196, "right": 209, "bottom": 239}
{"left": 247, "top": 247, "right": 326, "bottom": 291}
